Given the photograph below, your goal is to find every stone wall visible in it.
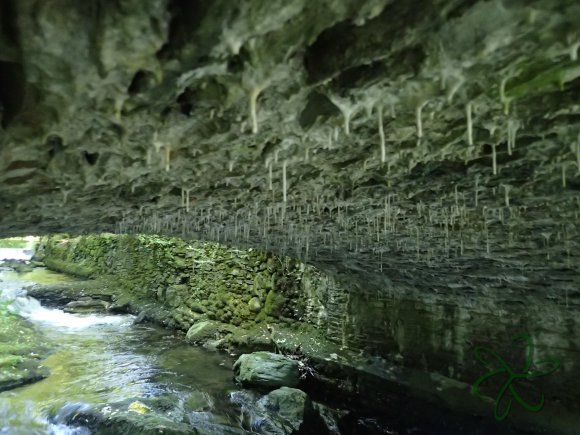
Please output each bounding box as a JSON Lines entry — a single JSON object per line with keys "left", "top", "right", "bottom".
{"left": 34, "top": 234, "right": 343, "bottom": 334}
{"left": 34, "top": 233, "right": 580, "bottom": 434}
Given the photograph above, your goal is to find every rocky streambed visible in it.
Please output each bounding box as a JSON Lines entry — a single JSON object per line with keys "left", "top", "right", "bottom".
{"left": 0, "top": 258, "right": 560, "bottom": 434}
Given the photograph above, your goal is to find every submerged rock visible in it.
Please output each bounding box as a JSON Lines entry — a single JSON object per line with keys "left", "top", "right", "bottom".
{"left": 0, "top": 260, "right": 35, "bottom": 274}
{"left": 233, "top": 352, "right": 300, "bottom": 389}
{"left": 230, "top": 387, "right": 326, "bottom": 434}
{"left": 0, "top": 315, "right": 50, "bottom": 393}
{"left": 186, "top": 320, "right": 228, "bottom": 343}
{"left": 26, "top": 280, "right": 114, "bottom": 308}
{"left": 51, "top": 398, "right": 196, "bottom": 435}
{"left": 63, "top": 298, "right": 110, "bottom": 313}
{"left": 255, "top": 387, "right": 315, "bottom": 434}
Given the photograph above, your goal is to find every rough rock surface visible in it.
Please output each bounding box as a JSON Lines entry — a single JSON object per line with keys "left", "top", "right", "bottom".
{"left": 34, "top": 233, "right": 580, "bottom": 434}
{"left": 185, "top": 320, "right": 226, "bottom": 343}
{"left": 1, "top": 1, "right": 579, "bottom": 432}
{"left": 0, "top": 0, "right": 578, "bottom": 303}
{"left": 230, "top": 389, "right": 324, "bottom": 435}
{"left": 254, "top": 387, "right": 315, "bottom": 434}
{"left": 234, "top": 352, "right": 300, "bottom": 389}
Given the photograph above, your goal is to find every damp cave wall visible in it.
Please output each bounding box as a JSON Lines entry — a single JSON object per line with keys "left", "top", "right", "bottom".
{"left": 34, "top": 233, "right": 580, "bottom": 427}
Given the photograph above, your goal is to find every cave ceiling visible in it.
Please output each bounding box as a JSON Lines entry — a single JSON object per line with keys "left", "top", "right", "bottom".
{"left": 0, "top": 0, "right": 579, "bottom": 293}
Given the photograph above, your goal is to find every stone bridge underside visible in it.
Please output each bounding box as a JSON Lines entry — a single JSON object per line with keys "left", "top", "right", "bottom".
{"left": 0, "top": 0, "right": 579, "bottom": 298}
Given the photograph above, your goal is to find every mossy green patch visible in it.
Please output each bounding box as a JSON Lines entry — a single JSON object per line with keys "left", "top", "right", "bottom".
{"left": 0, "top": 307, "right": 49, "bottom": 392}
{"left": 0, "top": 355, "right": 25, "bottom": 368}
{"left": 0, "top": 237, "right": 29, "bottom": 248}
{"left": 506, "top": 60, "right": 580, "bottom": 99}
{"left": 264, "top": 289, "right": 286, "bottom": 317}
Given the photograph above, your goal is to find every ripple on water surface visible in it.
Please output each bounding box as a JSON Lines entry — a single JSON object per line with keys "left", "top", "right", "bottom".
{"left": 0, "top": 272, "right": 239, "bottom": 434}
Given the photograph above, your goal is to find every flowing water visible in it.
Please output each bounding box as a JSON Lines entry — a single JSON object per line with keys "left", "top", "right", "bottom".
{"left": 0, "top": 250, "right": 556, "bottom": 435}
{"left": 0, "top": 253, "right": 242, "bottom": 434}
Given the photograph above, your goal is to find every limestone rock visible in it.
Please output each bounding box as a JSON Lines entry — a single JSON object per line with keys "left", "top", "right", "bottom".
{"left": 248, "top": 297, "right": 262, "bottom": 313}
{"left": 230, "top": 388, "right": 321, "bottom": 434}
{"left": 185, "top": 320, "right": 224, "bottom": 343}
{"left": 233, "top": 352, "right": 299, "bottom": 389}
{"left": 255, "top": 387, "right": 314, "bottom": 434}
{"left": 63, "top": 298, "right": 110, "bottom": 313}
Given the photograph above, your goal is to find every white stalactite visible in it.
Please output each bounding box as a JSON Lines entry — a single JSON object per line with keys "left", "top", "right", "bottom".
{"left": 164, "top": 145, "right": 171, "bottom": 172}
{"left": 500, "top": 76, "right": 511, "bottom": 115}
{"left": 447, "top": 76, "right": 464, "bottom": 104}
{"left": 466, "top": 102, "right": 473, "bottom": 146}
{"left": 576, "top": 139, "right": 580, "bottom": 175}
{"left": 416, "top": 101, "right": 427, "bottom": 140}
{"left": 507, "top": 119, "right": 520, "bottom": 156}
{"left": 249, "top": 86, "right": 262, "bottom": 134}
{"left": 502, "top": 185, "right": 511, "bottom": 207}
{"left": 562, "top": 163, "right": 567, "bottom": 188}
{"left": 282, "top": 160, "right": 287, "bottom": 202}
{"left": 378, "top": 106, "right": 386, "bottom": 164}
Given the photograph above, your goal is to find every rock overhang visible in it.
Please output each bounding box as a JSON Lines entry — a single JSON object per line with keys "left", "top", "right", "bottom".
{"left": 0, "top": 0, "right": 578, "bottom": 292}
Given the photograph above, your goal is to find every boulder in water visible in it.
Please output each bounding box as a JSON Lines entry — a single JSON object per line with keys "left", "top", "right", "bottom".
{"left": 63, "top": 298, "right": 110, "bottom": 313}
{"left": 186, "top": 320, "right": 229, "bottom": 343}
{"left": 233, "top": 352, "right": 299, "bottom": 389}
{"left": 230, "top": 387, "right": 326, "bottom": 434}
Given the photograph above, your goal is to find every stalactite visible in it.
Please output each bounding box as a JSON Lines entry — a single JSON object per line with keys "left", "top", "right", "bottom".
{"left": 378, "top": 106, "right": 386, "bottom": 164}
{"left": 327, "top": 129, "right": 333, "bottom": 150}
{"left": 466, "top": 102, "right": 473, "bottom": 146}
{"left": 499, "top": 76, "right": 513, "bottom": 115}
{"left": 502, "top": 184, "right": 511, "bottom": 207}
{"left": 491, "top": 143, "right": 498, "bottom": 175}
{"left": 328, "top": 94, "right": 358, "bottom": 136}
{"left": 390, "top": 102, "right": 396, "bottom": 119}
{"left": 576, "top": 139, "right": 580, "bottom": 175}
{"left": 447, "top": 76, "right": 464, "bottom": 104}
{"left": 486, "top": 228, "right": 490, "bottom": 255}
{"left": 542, "top": 232, "right": 551, "bottom": 260}
{"left": 507, "top": 118, "right": 520, "bottom": 156}
{"left": 282, "top": 160, "right": 287, "bottom": 202}
{"left": 562, "top": 162, "right": 567, "bottom": 188}
{"left": 416, "top": 101, "right": 427, "bottom": 139}
{"left": 164, "top": 145, "right": 171, "bottom": 172}
{"left": 249, "top": 86, "right": 263, "bottom": 134}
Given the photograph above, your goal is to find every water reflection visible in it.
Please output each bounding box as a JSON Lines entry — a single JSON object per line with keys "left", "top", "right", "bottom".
{"left": 0, "top": 270, "right": 239, "bottom": 434}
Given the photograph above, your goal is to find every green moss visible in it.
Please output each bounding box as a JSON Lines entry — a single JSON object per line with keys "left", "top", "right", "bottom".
{"left": 0, "top": 238, "right": 29, "bottom": 248}
{"left": 264, "top": 289, "right": 286, "bottom": 317}
{"left": 0, "top": 355, "right": 24, "bottom": 368}
{"left": 506, "top": 60, "right": 580, "bottom": 99}
{"left": 43, "top": 258, "right": 95, "bottom": 278}
{"left": 0, "top": 305, "right": 49, "bottom": 392}
{"left": 37, "top": 233, "right": 325, "bottom": 340}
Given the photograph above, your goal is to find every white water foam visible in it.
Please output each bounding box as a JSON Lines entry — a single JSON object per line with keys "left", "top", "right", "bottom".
{"left": 10, "top": 296, "right": 132, "bottom": 329}
{"left": 0, "top": 248, "right": 32, "bottom": 261}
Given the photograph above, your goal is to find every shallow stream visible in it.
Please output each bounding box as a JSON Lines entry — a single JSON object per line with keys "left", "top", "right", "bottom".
{"left": 0, "top": 250, "right": 554, "bottom": 435}
{"left": 0, "top": 266, "right": 246, "bottom": 434}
